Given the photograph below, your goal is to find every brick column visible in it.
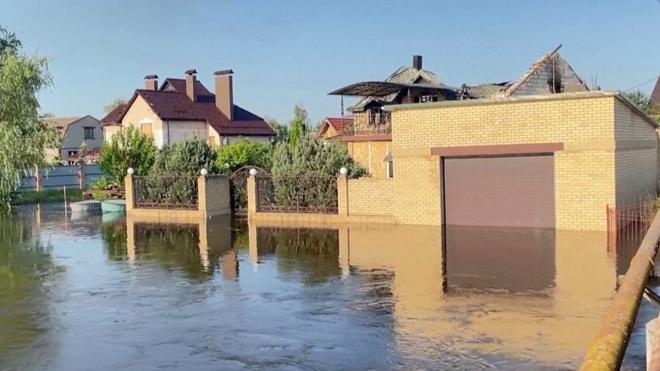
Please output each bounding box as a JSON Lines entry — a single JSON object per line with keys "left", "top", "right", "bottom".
{"left": 198, "top": 175, "right": 207, "bottom": 219}
{"left": 337, "top": 175, "right": 349, "bottom": 217}
{"left": 125, "top": 173, "right": 134, "bottom": 213}
{"left": 247, "top": 175, "right": 257, "bottom": 217}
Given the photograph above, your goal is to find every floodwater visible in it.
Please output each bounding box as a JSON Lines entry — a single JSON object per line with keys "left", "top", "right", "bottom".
{"left": 0, "top": 204, "right": 647, "bottom": 370}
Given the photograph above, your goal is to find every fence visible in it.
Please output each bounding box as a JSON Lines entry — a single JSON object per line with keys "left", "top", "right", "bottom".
{"left": 255, "top": 173, "right": 338, "bottom": 214}
{"left": 19, "top": 165, "right": 105, "bottom": 191}
{"left": 132, "top": 175, "right": 199, "bottom": 209}
{"left": 606, "top": 198, "right": 658, "bottom": 255}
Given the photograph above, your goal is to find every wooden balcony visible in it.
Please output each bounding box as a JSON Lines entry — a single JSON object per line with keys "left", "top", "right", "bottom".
{"left": 344, "top": 111, "right": 391, "bottom": 136}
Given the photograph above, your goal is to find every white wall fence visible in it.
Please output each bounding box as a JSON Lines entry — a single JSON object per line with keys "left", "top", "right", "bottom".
{"left": 19, "top": 165, "right": 105, "bottom": 191}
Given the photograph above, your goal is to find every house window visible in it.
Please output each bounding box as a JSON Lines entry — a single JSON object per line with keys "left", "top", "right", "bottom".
{"left": 140, "top": 123, "right": 153, "bottom": 138}
{"left": 384, "top": 152, "right": 394, "bottom": 178}
{"left": 68, "top": 150, "right": 78, "bottom": 157}
{"left": 83, "top": 127, "right": 95, "bottom": 140}
{"left": 222, "top": 137, "right": 230, "bottom": 146}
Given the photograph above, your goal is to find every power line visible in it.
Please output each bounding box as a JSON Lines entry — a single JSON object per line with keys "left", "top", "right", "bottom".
{"left": 623, "top": 75, "right": 659, "bottom": 92}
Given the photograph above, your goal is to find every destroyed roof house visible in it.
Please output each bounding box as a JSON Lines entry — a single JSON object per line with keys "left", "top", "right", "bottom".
{"left": 462, "top": 45, "right": 590, "bottom": 99}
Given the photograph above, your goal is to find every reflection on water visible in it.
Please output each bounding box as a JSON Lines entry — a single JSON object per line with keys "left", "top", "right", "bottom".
{"left": 0, "top": 204, "right": 648, "bottom": 370}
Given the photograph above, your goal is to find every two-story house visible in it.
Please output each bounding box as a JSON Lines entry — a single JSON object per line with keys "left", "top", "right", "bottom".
{"left": 45, "top": 115, "right": 103, "bottom": 164}
{"left": 101, "top": 69, "right": 274, "bottom": 148}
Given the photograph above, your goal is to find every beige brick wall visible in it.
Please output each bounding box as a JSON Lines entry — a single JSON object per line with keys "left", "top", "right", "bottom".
{"left": 347, "top": 141, "right": 391, "bottom": 179}
{"left": 365, "top": 94, "right": 657, "bottom": 231}
{"left": 347, "top": 178, "right": 395, "bottom": 216}
{"left": 613, "top": 99, "right": 658, "bottom": 205}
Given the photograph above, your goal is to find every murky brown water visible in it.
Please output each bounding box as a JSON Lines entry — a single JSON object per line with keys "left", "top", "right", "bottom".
{"left": 0, "top": 204, "right": 648, "bottom": 370}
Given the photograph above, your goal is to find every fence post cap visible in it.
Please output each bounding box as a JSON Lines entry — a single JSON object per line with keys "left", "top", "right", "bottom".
{"left": 200, "top": 168, "right": 208, "bottom": 176}
{"left": 127, "top": 167, "right": 134, "bottom": 175}
{"left": 249, "top": 168, "right": 257, "bottom": 176}
{"left": 339, "top": 167, "right": 348, "bottom": 176}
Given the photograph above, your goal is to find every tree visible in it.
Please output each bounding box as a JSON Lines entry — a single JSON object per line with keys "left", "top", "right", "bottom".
{"left": 625, "top": 90, "right": 660, "bottom": 123}
{"left": 215, "top": 139, "right": 272, "bottom": 173}
{"left": 151, "top": 138, "right": 217, "bottom": 175}
{"left": 104, "top": 97, "right": 126, "bottom": 113}
{"left": 0, "top": 26, "right": 54, "bottom": 210}
{"left": 288, "top": 104, "right": 309, "bottom": 147}
{"left": 269, "top": 134, "right": 365, "bottom": 207}
{"left": 98, "top": 126, "right": 157, "bottom": 183}
{"left": 0, "top": 26, "right": 21, "bottom": 55}
{"left": 266, "top": 117, "right": 289, "bottom": 143}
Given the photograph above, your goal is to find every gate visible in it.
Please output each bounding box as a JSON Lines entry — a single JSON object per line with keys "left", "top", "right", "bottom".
{"left": 229, "top": 166, "right": 268, "bottom": 215}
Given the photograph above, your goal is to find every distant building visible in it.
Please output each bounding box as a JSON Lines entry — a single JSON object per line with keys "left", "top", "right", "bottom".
{"left": 101, "top": 70, "right": 274, "bottom": 148}
{"left": 44, "top": 115, "right": 103, "bottom": 164}
{"left": 316, "top": 117, "right": 352, "bottom": 141}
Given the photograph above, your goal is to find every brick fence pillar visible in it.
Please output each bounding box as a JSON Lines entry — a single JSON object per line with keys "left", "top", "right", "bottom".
{"left": 198, "top": 175, "right": 207, "bottom": 219}
{"left": 337, "top": 175, "right": 348, "bottom": 217}
{"left": 125, "top": 173, "right": 134, "bottom": 213}
{"left": 35, "top": 165, "right": 42, "bottom": 191}
{"left": 247, "top": 175, "right": 257, "bottom": 217}
{"left": 78, "top": 164, "right": 85, "bottom": 190}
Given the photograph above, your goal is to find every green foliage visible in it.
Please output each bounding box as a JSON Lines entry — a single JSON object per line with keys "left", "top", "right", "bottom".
{"left": 269, "top": 135, "right": 365, "bottom": 207}
{"left": 90, "top": 177, "right": 111, "bottom": 190}
{"left": 99, "top": 126, "right": 157, "bottom": 183}
{"left": 142, "top": 138, "right": 216, "bottom": 207}
{"left": 215, "top": 139, "right": 272, "bottom": 173}
{"left": 266, "top": 117, "right": 289, "bottom": 143}
{"left": 625, "top": 90, "right": 660, "bottom": 123}
{"left": 151, "top": 137, "right": 217, "bottom": 175}
{"left": 271, "top": 134, "right": 365, "bottom": 179}
{"left": 0, "top": 27, "right": 55, "bottom": 211}
{"left": 288, "top": 105, "right": 309, "bottom": 147}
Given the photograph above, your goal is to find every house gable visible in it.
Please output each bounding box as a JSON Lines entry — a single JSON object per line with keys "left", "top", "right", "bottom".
{"left": 504, "top": 46, "right": 589, "bottom": 97}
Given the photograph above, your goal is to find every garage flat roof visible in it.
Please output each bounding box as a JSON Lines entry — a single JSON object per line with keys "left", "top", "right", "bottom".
{"left": 384, "top": 90, "right": 659, "bottom": 128}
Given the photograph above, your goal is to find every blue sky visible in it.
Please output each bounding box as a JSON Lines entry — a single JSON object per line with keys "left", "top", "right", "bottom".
{"left": 1, "top": 0, "right": 659, "bottom": 124}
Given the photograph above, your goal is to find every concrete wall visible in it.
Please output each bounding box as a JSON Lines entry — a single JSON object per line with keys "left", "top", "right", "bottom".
{"left": 163, "top": 120, "right": 208, "bottom": 146}
{"left": 59, "top": 116, "right": 104, "bottom": 160}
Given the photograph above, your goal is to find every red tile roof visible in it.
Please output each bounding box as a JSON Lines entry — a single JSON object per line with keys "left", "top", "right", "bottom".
{"left": 116, "top": 79, "right": 275, "bottom": 136}
{"left": 326, "top": 117, "right": 352, "bottom": 132}
{"left": 100, "top": 104, "right": 128, "bottom": 126}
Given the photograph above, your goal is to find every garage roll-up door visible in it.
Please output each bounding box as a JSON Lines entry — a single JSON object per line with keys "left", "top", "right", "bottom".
{"left": 443, "top": 155, "right": 555, "bottom": 228}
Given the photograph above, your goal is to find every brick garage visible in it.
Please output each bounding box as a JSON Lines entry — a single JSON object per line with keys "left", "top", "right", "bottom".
{"left": 345, "top": 91, "right": 658, "bottom": 231}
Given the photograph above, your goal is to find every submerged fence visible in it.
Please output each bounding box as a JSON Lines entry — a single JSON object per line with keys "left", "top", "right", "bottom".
{"left": 19, "top": 165, "right": 104, "bottom": 191}
{"left": 132, "top": 175, "right": 199, "bottom": 209}
{"left": 607, "top": 198, "right": 658, "bottom": 254}
{"left": 255, "top": 173, "right": 338, "bottom": 214}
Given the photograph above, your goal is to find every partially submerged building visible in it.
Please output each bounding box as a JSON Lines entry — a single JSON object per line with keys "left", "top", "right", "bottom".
{"left": 101, "top": 70, "right": 274, "bottom": 148}
{"left": 327, "top": 47, "right": 658, "bottom": 231}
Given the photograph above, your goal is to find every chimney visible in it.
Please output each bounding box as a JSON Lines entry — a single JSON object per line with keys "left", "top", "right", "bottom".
{"left": 185, "top": 69, "right": 197, "bottom": 102}
{"left": 214, "top": 69, "right": 234, "bottom": 121}
{"left": 144, "top": 74, "right": 158, "bottom": 90}
{"left": 413, "top": 55, "right": 423, "bottom": 70}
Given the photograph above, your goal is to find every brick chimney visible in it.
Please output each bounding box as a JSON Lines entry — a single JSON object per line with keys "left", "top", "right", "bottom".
{"left": 214, "top": 69, "right": 234, "bottom": 121}
{"left": 185, "top": 69, "right": 197, "bottom": 102}
{"left": 144, "top": 74, "right": 158, "bottom": 90}
{"left": 413, "top": 55, "right": 422, "bottom": 70}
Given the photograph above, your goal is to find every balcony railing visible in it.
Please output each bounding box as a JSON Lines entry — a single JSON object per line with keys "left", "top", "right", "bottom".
{"left": 344, "top": 110, "right": 391, "bottom": 136}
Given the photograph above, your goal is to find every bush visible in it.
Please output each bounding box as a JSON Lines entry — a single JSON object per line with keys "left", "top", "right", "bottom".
{"left": 271, "top": 134, "right": 365, "bottom": 179}
{"left": 215, "top": 139, "right": 272, "bottom": 173}
{"left": 269, "top": 135, "right": 365, "bottom": 207}
{"left": 151, "top": 138, "right": 217, "bottom": 175}
{"left": 90, "top": 177, "right": 111, "bottom": 190}
{"left": 99, "top": 126, "right": 156, "bottom": 183}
